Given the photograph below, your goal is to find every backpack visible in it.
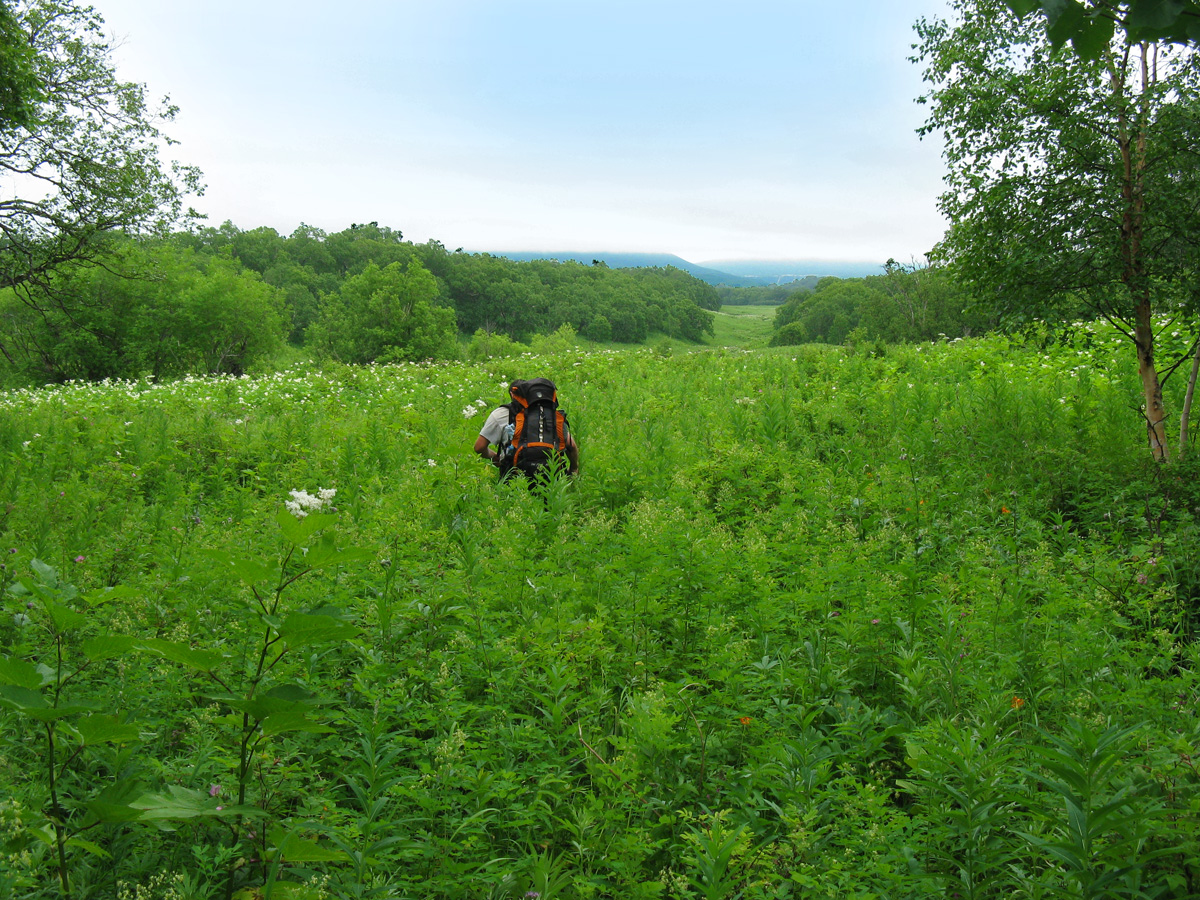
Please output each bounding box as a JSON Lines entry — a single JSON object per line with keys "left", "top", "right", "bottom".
{"left": 497, "top": 378, "right": 569, "bottom": 479}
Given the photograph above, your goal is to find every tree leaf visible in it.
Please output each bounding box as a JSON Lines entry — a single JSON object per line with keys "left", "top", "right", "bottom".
{"left": 1004, "top": 0, "right": 1041, "bottom": 15}
{"left": 0, "top": 685, "right": 96, "bottom": 719}
{"left": 277, "top": 508, "right": 336, "bottom": 546}
{"left": 65, "top": 836, "right": 110, "bottom": 858}
{"left": 1070, "top": 13, "right": 1115, "bottom": 58}
{"left": 202, "top": 549, "right": 279, "bottom": 586}
{"left": 1127, "top": 0, "right": 1189, "bottom": 31}
{"left": 273, "top": 832, "right": 350, "bottom": 863}
{"left": 259, "top": 711, "right": 335, "bottom": 738}
{"left": 45, "top": 601, "right": 88, "bottom": 632}
{"left": 130, "top": 785, "right": 267, "bottom": 821}
{"left": 1045, "top": 0, "right": 1087, "bottom": 47}
{"left": 137, "top": 638, "right": 226, "bottom": 672}
{"left": 0, "top": 655, "right": 42, "bottom": 689}
{"left": 278, "top": 613, "right": 358, "bottom": 649}
{"left": 82, "top": 635, "right": 140, "bottom": 661}
{"left": 74, "top": 714, "right": 142, "bottom": 746}
{"left": 81, "top": 585, "right": 137, "bottom": 607}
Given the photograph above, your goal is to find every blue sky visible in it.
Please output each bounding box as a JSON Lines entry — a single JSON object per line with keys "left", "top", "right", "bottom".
{"left": 96, "top": 0, "right": 954, "bottom": 267}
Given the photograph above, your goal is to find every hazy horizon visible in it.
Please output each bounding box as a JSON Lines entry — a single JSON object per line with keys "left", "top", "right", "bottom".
{"left": 95, "top": 0, "right": 953, "bottom": 263}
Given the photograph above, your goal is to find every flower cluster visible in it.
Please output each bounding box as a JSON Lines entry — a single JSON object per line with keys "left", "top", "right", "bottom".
{"left": 285, "top": 487, "right": 336, "bottom": 519}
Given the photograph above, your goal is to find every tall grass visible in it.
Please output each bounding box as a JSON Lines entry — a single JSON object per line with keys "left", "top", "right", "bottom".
{"left": 0, "top": 333, "right": 1197, "bottom": 899}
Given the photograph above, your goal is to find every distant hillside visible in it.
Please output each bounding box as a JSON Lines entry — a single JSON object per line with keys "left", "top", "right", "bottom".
{"left": 700, "top": 258, "right": 883, "bottom": 279}
{"left": 488, "top": 250, "right": 876, "bottom": 287}
{"left": 489, "top": 250, "right": 760, "bottom": 286}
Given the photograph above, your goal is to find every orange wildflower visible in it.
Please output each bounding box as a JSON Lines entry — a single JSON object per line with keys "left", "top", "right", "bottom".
{"left": 1011, "top": 695, "right": 1025, "bottom": 709}
{"left": 738, "top": 716, "right": 752, "bottom": 726}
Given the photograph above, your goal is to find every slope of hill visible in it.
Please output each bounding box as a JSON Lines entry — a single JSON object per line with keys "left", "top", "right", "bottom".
{"left": 486, "top": 250, "right": 878, "bottom": 286}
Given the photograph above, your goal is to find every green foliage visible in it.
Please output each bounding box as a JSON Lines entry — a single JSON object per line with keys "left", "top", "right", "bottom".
{"left": 0, "top": 4, "right": 40, "bottom": 131}
{"left": 716, "top": 281, "right": 816, "bottom": 306}
{"left": 0, "top": 1, "right": 200, "bottom": 295}
{"left": 306, "top": 260, "right": 459, "bottom": 364}
{"left": 914, "top": 0, "right": 1200, "bottom": 457}
{"left": 1005, "top": 0, "right": 1200, "bottom": 55}
{"left": 0, "top": 240, "right": 288, "bottom": 382}
{"left": 530, "top": 323, "right": 579, "bottom": 355}
{"left": 0, "top": 332, "right": 1198, "bottom": 897}
{"left": 177, "top": 224, "right": 718, "bottom": 354}
{"left": 466, "top": 328, "right": 528, "bottom": 361}
{"left": 770, "top": 264, "right": 989, "bottom": 346}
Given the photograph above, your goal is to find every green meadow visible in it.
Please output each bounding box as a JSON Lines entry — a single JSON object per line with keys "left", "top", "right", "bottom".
{"left": 1, "top": 328, "right": 1198, "bottom": 899}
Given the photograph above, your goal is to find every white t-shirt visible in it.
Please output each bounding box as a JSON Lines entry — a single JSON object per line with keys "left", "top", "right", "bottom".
{"left": 478, "top": 407, "right": 511, "bottom": 444}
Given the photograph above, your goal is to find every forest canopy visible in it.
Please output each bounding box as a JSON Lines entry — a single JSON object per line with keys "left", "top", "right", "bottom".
{"left": 0, "top": 223, "right": 722, "bottom": 383}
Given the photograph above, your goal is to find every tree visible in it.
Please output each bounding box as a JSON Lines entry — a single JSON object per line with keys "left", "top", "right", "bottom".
{"left": 306, "top": 260, "right": 459, "bottom": 364}
{"left": 0, "top": 1, "right": 200, "bottom": 300}
{"left": 914, "top": 0, "right": 1200, "bottom": 459}
{"left": 1004, "top": 0, "right": 1200, "bottom": 57}
{"left": 0, "top": 240, "right": 287, "bottom": 381}
{"left": 0, "top": 2, "right": 40, "bottom": 130}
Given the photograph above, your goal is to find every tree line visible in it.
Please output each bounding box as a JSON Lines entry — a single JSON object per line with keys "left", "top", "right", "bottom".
{"left": 764, "top": 261, "right": 995, "bottom": 347}
{"left": 0, "top": 223, "right": 721, "bottom": 383}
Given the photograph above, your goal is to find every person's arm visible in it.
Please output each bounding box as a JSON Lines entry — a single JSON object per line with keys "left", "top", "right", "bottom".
{"left": 565, "top": 434, "right": 579, "bottom": 475}
{"left": 473, "top": 434, "right": 497, "bottom": 463}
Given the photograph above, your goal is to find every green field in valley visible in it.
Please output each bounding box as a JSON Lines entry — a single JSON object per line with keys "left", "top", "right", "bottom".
{"left": 708, "top": 306, "right": 778, "bottom": 348}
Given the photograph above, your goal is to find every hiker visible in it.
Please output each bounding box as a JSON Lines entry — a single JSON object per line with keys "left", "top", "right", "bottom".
{"left": 473, "top": 378, "right": 579, "bottom": 480}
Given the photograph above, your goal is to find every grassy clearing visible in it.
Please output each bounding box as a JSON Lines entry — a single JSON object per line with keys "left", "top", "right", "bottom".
{"left": 707, "top": 305, "right": 777, "bottom": 348}
{"left": 0, "top": 332, "right": 1198, "bottom": 898}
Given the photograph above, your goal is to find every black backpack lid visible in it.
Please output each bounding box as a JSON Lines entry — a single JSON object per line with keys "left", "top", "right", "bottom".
{"left": 512, "top": 377, "right": 556, "bottom": 403}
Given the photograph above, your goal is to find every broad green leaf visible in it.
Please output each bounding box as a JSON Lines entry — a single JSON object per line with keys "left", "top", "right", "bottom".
{"left": 273, "top": 832, "right": 350, "bottom": 863}
{"left": 278, "top": 613, "right": 358, "bottom": 649}
{"left": 259, "top": 711, "right": 335, "bottom": 738}
{"left": 0, "top": 686, "right": 96, "bottom": 720}
{"left": 45, "top": 601, "right": 88, "bottom": 632}
{"left": 82, "top": 635, "right": 140, "bottom": 661}
{"left": 277, "top": 508, "right": 336, "bottom": 546}
{"left": 85, "top": 800, "right": 145, "bottom": 824}
{"left": 211, "top": 693, "right": 310, "bottom": 721}
{"left": 1004, "top": 0, "right": 1041, "bottom": 14}
{"left": 1127, "top": 0, "right": 1189, "bottom": 31}
{"left": 1070, "top": 14, "right": 1115, "bottom": 58}
{"left": 65, "top": 836, "right": 110, "bottom": 858}
{"left": 303, "top": 541, "right": 373, "bottom": 572}
{"left": 261, "top": 683, "right": 320, "bottom": 704}
{"left": 0, "top": 684, "right": 45, "bottom": 709}
{"left": 1045, "top": 0, "right": 1087, "bottom": 47}
{"left": 130, "top": 785, "right": 266, "bottom": 821}
{"left": 202, "top": 549, "right": 279, "bottom": 585}
{"left": 81, "top": 585, "right": 136, "bottom": 607}
{"left": 0, "top": 656, "right": 42, "bottom": 689}
{"left": 74, "top": 715, "right": 142, "bottom": 746}
{"left": 137, "top": 638, "right": 226, "bottom": 672}
{"left": 30, "top": 558, "right": 59, "bottom": 588}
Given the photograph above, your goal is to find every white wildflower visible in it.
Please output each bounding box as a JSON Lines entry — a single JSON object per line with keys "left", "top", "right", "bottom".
{"left": 427, "top": 459, "right": 437, "bottom": 467}
{"left": 285, "top": 487, "right": 336, "bottom": 518}
{"left": 462, "top": 405, "right": 479, "bottom": 418}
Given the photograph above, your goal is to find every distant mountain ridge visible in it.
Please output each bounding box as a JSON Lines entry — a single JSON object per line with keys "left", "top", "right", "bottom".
{"left": 488, "top": 250, "right": 881, "bottom": 287}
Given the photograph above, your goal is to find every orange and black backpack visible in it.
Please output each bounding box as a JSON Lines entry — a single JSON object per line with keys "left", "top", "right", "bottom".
{"left": 497, "top": 378, "right": 569, "bottom": 479}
